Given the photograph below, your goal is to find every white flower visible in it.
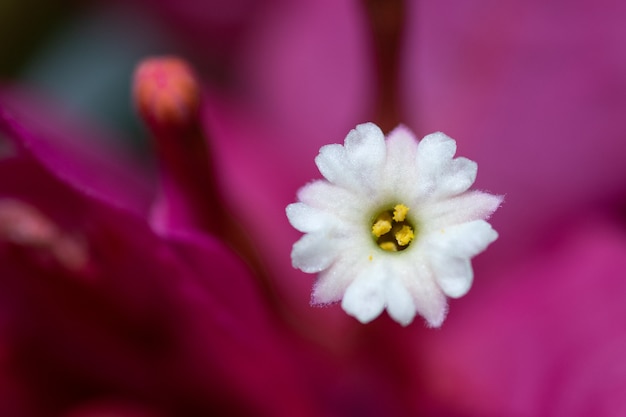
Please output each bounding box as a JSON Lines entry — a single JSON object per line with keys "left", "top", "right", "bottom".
{"left": 286, "top": 123, "right": 502, "bottom": 327}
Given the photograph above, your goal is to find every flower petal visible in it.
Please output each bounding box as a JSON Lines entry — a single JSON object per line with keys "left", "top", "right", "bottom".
{"left": 341, "top": 263, "right": 387, "bottom": 323}
{"left": 385, "top": 277, "right": 417, "bottom": 326}
{"left": 291, "top": 232, "right": 341, "bottom": 273}
{"left": 315, "top": 122, "right": 386, "bottom": 192}
{"left": 429, "top": 220, "right": 499, "bottom": 258}
{"left": 312, "top": 250, "right": 363, "bottom": 304}
{"left": 286, "top": 202, "right": 340, "bottom": 233}
{"left": 297, "top": 180, "right": 366, "bottom": 223}
{"left": 414, "top": 289, "right": 448, "bottom": 328}
{"left": 431, "top": 256, "right": 474, "bottom": 298}
{"left": 383, "top": 125, "right": 420, "bottom": 196}
{"left": 436, "top": 157, "right": 478, "bottom": 197}
{"left": 425, "top": 220, "right": 499, "bottom": 297}
{"left": 416, "top": 132, "right": 477, "bottom": 198}
{"left": 344, "top": 122, "right": 386, "bottom": 183}
{"left": 315, "top": 143, "right": 349, "bottom": 184}
{"left": 420, "top": 191, "right": 504, "bottom": 230}
{"left": 397, "top": 259, "right": 449, "bottom": 327}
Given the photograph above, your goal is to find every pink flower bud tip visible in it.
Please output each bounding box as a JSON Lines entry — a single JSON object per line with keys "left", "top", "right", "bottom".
{"left": 133, "top": 57, "right": 200, "bottom": 127}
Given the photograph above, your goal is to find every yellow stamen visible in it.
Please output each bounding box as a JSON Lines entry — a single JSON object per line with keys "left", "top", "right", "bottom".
{"left": 393, "top": 204, "right": 410, "bottom": 222}
{"left": 371, "top": 212, "right": 393, "bottom": 237}
{"left": 379, "top": 242, "right": 397, "bottom": 252}
{"left": 395, "top": 225, "right": 415, "bottom": 246}
{"left": 372, "top": 219, "right": 392, "bottom": 237}
{"left": 371, "top": 204, "right": 417, "bottom": 252}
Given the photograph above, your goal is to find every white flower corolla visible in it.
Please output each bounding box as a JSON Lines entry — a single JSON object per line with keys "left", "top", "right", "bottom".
{"left": 286, "top": 123, "right": 502, "bottom": 327}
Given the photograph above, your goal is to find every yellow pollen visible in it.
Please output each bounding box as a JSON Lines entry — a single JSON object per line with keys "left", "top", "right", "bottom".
{"left": 379, "top": 242, "right": 398, "bottom": 252}
{"left": 372, "top": 219, "right": 392, "bottom": 237}
{"left": 395, "top": 225, "right": 415, "bottom": 246}
{"left": 393, "top": 204, "right": 410, "bottom": 222}
{"left": 371, "top": 204, "right": 417, "bottom": 252}
{"left": 371, "top": 211, "right": 393, "bottom": 237}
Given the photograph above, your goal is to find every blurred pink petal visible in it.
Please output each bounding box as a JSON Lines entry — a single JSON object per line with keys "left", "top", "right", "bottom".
{"left": 204, "top": 96, "right": 359, "bottom": 336}
{"left": 0, "top": 70, "right": 427, "bottom": 416}
{"left": 237, "top": 0, "right": 375, "bottom": 138}
{"left": 116, "top": 0, "right": 269, "bottom": 70}
{"left": 416, "top": 216, "right": 626, "bottom": 417}
{"left": 206, "top": 0, "right": 626, "bottom": 331}
{"left": 404, "top": 0, "right": 626, "bottom": 265}
{"left": 63, "top": 401, "right": 165, "bottom": 417}
{"left": 0, "top": 88, "right": 154, "bottom": 216}
{"left": 200, "top": 0, "right": 377, "bottom": 334}
{"left": 0, "top": 90, "right": 319, "bottom": 417}
{"left": 4, "top": 0, "right": 626, "bottom": 415}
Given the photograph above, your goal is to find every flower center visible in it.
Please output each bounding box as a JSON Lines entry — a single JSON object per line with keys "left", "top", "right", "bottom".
{"left": 371, "top": 204, "right": 415, "bottom": 252}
